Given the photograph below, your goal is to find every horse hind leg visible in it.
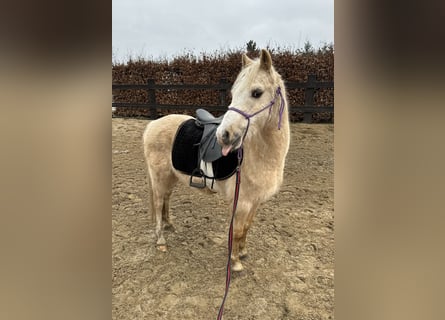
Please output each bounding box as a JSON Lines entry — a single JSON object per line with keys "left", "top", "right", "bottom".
{"left": 148, "top": 168, "right": 177, "bottom": 251}
{"left": 162, "top": 190, "right": 175, "bottom": 230}
{"left": 147, "top": 173, "right": 166, "bottom": 247}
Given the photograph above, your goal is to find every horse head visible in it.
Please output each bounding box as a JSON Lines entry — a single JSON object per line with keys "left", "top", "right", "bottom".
{"left": 216, "top": 49, "right": 285, "bottom": 156}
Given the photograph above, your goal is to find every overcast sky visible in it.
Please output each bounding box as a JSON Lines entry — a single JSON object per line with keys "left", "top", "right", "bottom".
{"left": 112, "top": 0, "right": 333, "bottom": 62}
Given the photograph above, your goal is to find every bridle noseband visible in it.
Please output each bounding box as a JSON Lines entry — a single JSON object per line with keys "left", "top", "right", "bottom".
{"left": 227, "top": 87, "right": 285, "bottom": 143}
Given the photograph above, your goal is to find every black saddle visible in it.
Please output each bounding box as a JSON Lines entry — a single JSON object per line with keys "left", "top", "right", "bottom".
{"left": 172, "top": 109, "right": 240, "bottom": 188}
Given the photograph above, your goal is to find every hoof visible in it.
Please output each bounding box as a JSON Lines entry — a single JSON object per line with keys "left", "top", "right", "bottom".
{"left": 232, "top": 261, "right": 244, "bottom": 272}
{"left": 156, "top": 235, "right": 167, "bottom": 252}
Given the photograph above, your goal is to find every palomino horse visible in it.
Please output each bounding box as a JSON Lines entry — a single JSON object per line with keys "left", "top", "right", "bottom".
{"left": 143, "top": 49, "right": 290, "bottom": 271}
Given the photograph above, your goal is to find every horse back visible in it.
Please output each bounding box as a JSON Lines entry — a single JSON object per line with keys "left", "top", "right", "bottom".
{"left": 143, "top": 114, "right": 193, "bottom": 148}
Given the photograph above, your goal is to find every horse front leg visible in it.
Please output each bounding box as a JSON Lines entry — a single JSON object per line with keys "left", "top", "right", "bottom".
{"left": 239, "top": 204, "right": 258, "bottom": 259}
{"left": 231, "top": 206, "right": 250, "bottom": 271}
{"left": 230, "top": 201, "right": 258, "bottom": 271}
{"left": 239, "top": 230, "right": 248, "bottom": 259}
{"left": 231, "top": 215, "right": 247, "bottom": 272}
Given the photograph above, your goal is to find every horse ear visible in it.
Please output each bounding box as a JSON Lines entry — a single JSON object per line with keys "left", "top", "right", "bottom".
{"left": 242, "top": 54, "right": 253, "bottom": 68}
{"left": 259, "top": 49, "right": 272, "bottom": 71}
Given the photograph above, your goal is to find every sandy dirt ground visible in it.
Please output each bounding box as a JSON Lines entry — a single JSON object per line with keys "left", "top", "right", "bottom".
{"left": 112, "top": 118, "right": 334, "bottom": 320}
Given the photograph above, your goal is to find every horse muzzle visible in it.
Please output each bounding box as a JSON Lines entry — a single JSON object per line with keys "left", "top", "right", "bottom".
{"left": 216, "top": 128, "right": 243, "bottom": 156}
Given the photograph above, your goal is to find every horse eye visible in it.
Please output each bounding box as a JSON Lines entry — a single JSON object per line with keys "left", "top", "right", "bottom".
{"left": 251, "top": 89, "right": 263, "bottom": 98}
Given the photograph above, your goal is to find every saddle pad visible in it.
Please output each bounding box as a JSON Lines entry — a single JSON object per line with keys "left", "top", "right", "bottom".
{"left": 172, "top": 119, "right": 240, "bottom": 180}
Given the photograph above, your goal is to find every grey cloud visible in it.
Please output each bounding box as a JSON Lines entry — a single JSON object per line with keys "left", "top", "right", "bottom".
{"left": 112, "top": 0, "right": 333, "bottom": 62}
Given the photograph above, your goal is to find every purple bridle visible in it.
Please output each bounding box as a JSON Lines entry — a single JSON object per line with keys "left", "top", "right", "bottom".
{"left": 227, "top": 87, "right": 285, "bottom": 143}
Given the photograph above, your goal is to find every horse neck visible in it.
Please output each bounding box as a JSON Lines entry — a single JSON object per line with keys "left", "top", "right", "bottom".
{"left": 242, "top": 96, "right": 290, "bottom": 172}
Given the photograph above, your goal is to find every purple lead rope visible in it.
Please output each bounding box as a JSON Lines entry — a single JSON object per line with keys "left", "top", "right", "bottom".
{"left": 217, "top": 148, "right": 243, "bottom": 320}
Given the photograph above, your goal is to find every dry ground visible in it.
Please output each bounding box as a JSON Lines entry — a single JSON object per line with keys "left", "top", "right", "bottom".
{"left": 112, "top": 118, "right": 334, "bottom": 320}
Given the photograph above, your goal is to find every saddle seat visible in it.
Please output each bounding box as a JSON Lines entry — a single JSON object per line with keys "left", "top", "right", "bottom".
{"left": 196, "top": 109, "right": 224, "bottom": 125}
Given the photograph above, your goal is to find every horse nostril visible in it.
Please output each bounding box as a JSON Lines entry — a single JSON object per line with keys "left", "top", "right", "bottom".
{"left": 222, "top": 130, "right": 230, "bottom": 144}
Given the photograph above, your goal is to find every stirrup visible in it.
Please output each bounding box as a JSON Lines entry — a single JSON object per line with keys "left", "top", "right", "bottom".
{"left": 189, "top": 168, "right": 206, "bottom": 188}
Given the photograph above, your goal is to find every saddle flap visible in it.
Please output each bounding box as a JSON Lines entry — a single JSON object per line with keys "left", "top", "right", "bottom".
{"left": 199, "top": 124, "right": 222, "bottom": 162}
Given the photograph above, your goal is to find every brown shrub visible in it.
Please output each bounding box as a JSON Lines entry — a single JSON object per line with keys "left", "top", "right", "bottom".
{"left": 112, "top": 48, "right": 334, "bottom": 122}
